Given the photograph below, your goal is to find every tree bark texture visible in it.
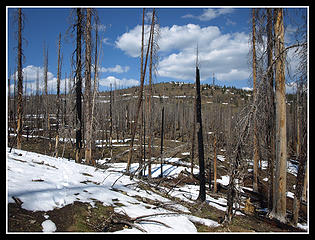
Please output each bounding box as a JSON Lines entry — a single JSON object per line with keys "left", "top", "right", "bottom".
{"left": 266, "top": 7, "right": 275, "bottom": 211}
{"left": 84, "top": 8, "right": 93, "bottom": 165}
{"left": 191, "top": 99, "right": 196, "bottom": 176}
{"left": 270, "top": 8, "right": 287, "bottom": 223}
{"left": 252, "top": 8, "right": 259, "bottom": 193}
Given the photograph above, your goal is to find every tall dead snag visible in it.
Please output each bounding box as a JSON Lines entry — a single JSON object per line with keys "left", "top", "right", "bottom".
{"left": 269, "top": 8, "right": 287, "bottom": 223}
{"left": 147, "top": 8, "right": 156, "bottom": 178}
{"left": 16, "top": 8, "right": 23, "bottom": 150}
{"left": 266, "top": 7, "right": 275, "bottom": 211}
{"left": 75, "top": 8, "right": 83, "bottom": 163}
{"left": 43, "top": 43, "right": 51, "bottom": 151}
{"left": 291, "top": 84, "right": 307, "bottom": 226}
{"left": 54, "top": 32, "right": 62, "bottom": 158}
{"left": 84, "top": 8, "right": 94, "bottom": 165}
{"left": 91, "top": 14, "right": 100, "bottom": 164}
{"left": 252, "top": 8, "right": 259, "bottom": 193}
{"left": 195, "top": 54, "right": 206, "bottom": 202}
{"left": 126, "top": 8, "right": 154, "bottom": 173}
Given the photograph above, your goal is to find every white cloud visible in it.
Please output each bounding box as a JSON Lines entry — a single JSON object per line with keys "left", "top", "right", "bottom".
{"left": 9, "top": 65, "right": 69, "bottom": 95}
{"left": 98, "top": 64, "right": 130, "bottom": 73}
{"left": 116, "top": 23, "right": 221, "bottom": 56}
{"left": 115, "top": 22, "right": 250, "bottom": 83}
{"left": 216, "top": 69, "right": 249, "bottom": 82}
{"left": 115, "top": 25, "right": 151, "bottom": 58}
{"left": 99, "top": 76, "right": 139, "bottom": 88}
{"left": 182, "top": 8, "right": 234, "bottom": 21}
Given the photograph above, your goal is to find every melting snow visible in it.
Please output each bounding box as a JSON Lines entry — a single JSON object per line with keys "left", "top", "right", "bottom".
{"left": 7, "top": 148, "right": 222, "bottom": 233}
{"left": 41, "top": 220, "right": 57, "bottom": 232}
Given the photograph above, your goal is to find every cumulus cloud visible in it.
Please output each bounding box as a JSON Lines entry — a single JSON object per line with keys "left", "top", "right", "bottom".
{"left": 115, "top": 25, "right": 150, "bottom": 58}
{"left": 182, "top": 8, "right": 234, "bottom": 21}
{"left": 98, "top": 64, "right": 130, "bottom": 73}
{"left": 115, "top": 23, "right": 250, "bottom": 83}
{"left": 9, "top": 65, "right": 68, "bottom": 95}
{"left": 116, "top": 24, "right": 221, "bottom": 57}
{"left": 99, "top": 76, "right": 139, "bottom": 88}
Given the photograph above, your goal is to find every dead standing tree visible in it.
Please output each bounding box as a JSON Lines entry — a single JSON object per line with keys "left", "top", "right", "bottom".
{"left": 54, "top": 32, "right": 62, "bottom": 158}
{"left": 195, "top": 48, "right": 206, "bottom": 202}
{"left": 266, "top": 7, "right": 275, "bottom": 211}
{"left": 269, "top": 8, "right": 287, "bottom": 223}
{"left": 291, "top": 83, "right": 307, "bottom": 226}
{"left": 147, "top": 8, "right": 157, "bottom": 178}
{"left": 43, "top": 42, "right": 51, "bottom": 151}
{"left": 75, "top": 8, "right": 83, "bottom": 163}
{"left": 126, "top": 8, "right": 155, "bottom": 174}
{"left": 84, "top": 8, "right": 94, "bottom": 165}
{"left": 252, "top": 8, "right": 259, "bottom": 193}
{"left": 224, "top": 104, "right": 254, "bottom": 223}
{"left": 16, "top": 8, "right": 23, "bottom": 150}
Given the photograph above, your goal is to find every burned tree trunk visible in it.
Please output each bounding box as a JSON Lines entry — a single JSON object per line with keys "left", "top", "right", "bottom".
{"left": 126, "top": 8, "right": 154, "bottom": 173}
{"left": 191, "top": 97, "right": 196, "bottom": 177}
{"left": 195, "top": 65, "right": 206, "bottom": 202}
{"left": 16, "top": 8, "right": 23, "bottom": 150}
{"left": 75, "top": 8, "right": 83, "bottom": 163}
{"left": 147, "top": 8, "right": 156, "bottom": 178}
{"left": 84, "top": 8, "right": 93, "bottom": 165}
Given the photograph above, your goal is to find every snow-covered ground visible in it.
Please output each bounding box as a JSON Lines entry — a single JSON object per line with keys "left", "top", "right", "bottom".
{"left": 7, "top": 147, "right": 220, "bottom": 233}
{"left": 7, "top": 147, "right": 308, "bottom": 233}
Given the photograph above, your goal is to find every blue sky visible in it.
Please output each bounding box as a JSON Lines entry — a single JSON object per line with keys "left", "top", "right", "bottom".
{"left": 7, "top": 7, "right": 307, "bottom": 94}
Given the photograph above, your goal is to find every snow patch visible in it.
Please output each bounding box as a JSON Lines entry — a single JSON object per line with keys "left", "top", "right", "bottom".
{"left": 41, "top": 220, "right": 57, "bottom": 232}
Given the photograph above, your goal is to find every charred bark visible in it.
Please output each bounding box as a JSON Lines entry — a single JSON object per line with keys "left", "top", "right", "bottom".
{"left": 195, "top": 66, "right": 206, "bottom": 202}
